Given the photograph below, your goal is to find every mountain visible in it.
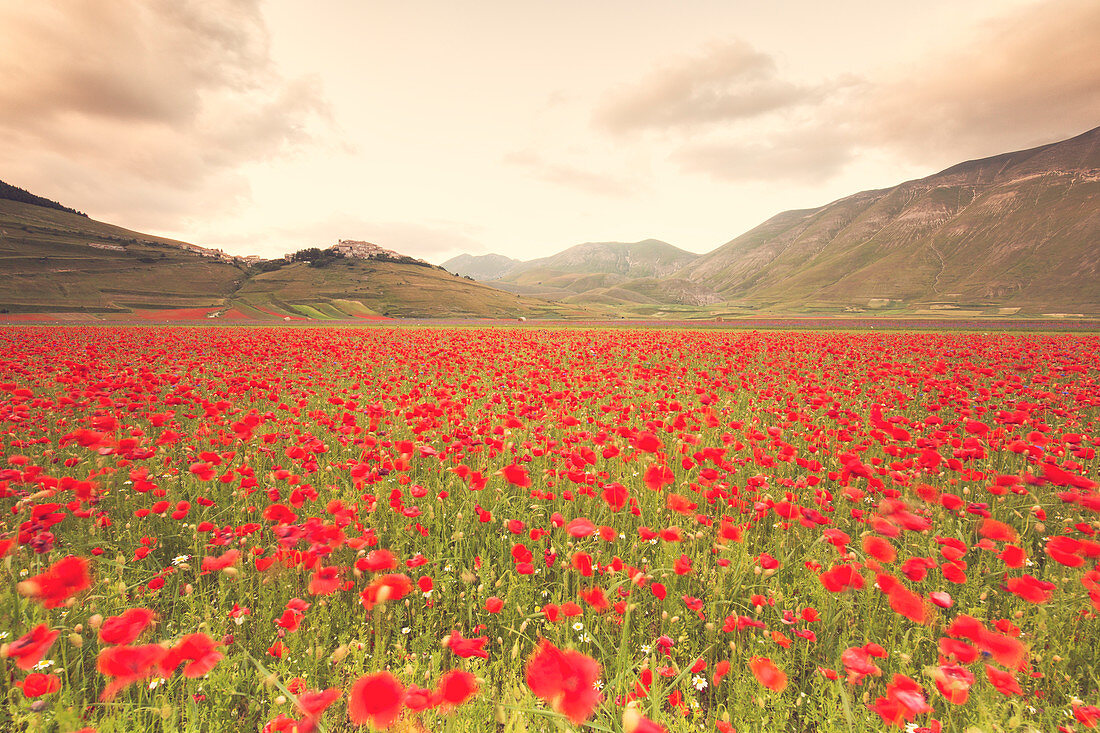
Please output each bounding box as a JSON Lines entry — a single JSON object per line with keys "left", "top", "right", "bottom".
{"left": 0, "top": 192, "right": 593, "bottom": 320}
{"left": 7, "top": 125, "right": 1098, "bottom": 320}
{"left": 482, "top": 239, "right": 718, "bottom": 310}
{"left": 0, "top": 196, "right": 248, "bottom": 315}
{"left": 508, "top": 239, "right": 698, "bottom": 279}
{"left": 441, "top": 252, "right": 521, "bottom": 280}
{"left": 677, "top": 125, "right": 1100, "bottom": 314}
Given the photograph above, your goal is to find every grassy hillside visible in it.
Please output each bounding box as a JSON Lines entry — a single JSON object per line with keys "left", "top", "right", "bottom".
{"left": 0, "top": 199, "right": 598, "bottom": 319}
{"left": 0, "top": 199, "right": 245, "bottom": 313}
{"left": 678, "top": 125, "right": 1100, "bottom": 315}
{"left": 232, "top": 259, "right": 597, "bottom": 319}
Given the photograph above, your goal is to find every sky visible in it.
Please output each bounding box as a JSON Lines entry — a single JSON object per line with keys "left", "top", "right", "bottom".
{"left": 0, "top": 0, "right": 1098, "bottom": 264}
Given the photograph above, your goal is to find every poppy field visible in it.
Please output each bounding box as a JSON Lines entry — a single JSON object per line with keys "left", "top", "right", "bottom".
{"left": 2, "top": 325, "right": 1100, "bottom": 733}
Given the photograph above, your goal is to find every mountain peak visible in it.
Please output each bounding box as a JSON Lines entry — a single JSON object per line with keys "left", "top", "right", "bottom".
{"left": 441, "top": 252, "right": 521, "bottom": 280}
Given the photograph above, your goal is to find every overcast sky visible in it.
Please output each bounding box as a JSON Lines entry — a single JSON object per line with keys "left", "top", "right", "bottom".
{"left": 1, "top": 0, "right": 1098, "bottom": 262}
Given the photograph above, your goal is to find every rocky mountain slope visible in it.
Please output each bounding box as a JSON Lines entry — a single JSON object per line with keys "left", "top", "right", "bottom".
{"left": 677, "top": 125, "right": 1100, "bottom": 313}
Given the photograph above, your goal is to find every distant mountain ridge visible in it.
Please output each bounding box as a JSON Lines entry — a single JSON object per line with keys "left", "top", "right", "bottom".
{"left": 443, "top": 239, "right": 697, "bottom": 281}
{"left": 445, "top": 125, "right": 1100, "bottom": 315}
{"left": 443, "top": 239, "right": 717, "bottom": 309}
{"left": 442, "top": 252, "right": 521, "bottom": 280}
{"left": 509, "top": 239, "right": 698, "bottom": 279}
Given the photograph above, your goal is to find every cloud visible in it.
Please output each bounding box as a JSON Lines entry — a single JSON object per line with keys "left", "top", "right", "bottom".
{"left": 504, "top": 150, "right": 640, "bottom": 196}
{"left": 601, "top": 1, "right": 1100, "bottom": 188}
{"left": 596, "top": 40, "right": 846, "bottom": 134}
{"left": 674, "top": 125, "right": 858, "bottom": 184}
{"left": 0, "top": 0, "right": 331, "bottom": 225}
{"left": 860, "top": 0, "right": 1100, "bottom": 164}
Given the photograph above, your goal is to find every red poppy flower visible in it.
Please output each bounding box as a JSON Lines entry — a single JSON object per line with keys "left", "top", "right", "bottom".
{"left": 159, "top": 633, "right": 224, "bottom": 678}
{"left": 20, "top": 672, "right": 62, "bottom": 698}
{"left": 632, "top": 432, "right": 662, "bottom": 453}
{"left": 189, "top": 461, "right": 216, "bottom": 481}
{"left": 998, "top": 545, "right": 1027, "bottom": 568}
{"left": 359, "top": 549, "right": 397, "bottom": 572}
{"left": 820, "top": 563, "right": 864, "bottom": 593}
{"left": 262, "top": 714, "right": 307, "bottom": 733}
{"left": 404, "top": 685, "right": 440, "bottom": 712}
{"left": 501, "top": 464, "right": 531, "bottom": 488}
{"left": 1074, "top": 704, "right": 1100, "bottom": 728}
{"left": 643, "top": 464, "right": 674, "bottom": 491}
{"left": 841, "top": 647, "right": 881, "bottom": 685}
{"left": 933, "top": 664, "right": 974, "bottom": 705}
{"left": 939, "top": 638, "right": 978, "bottom": 664}
{"left": 201, "top": 549, "right": 240, "bottom": 573}
{"left": 97, "top": 644, "right": 168, "bottom": 700}
{"left": 309, "top": 566, "right": 343, "bottom": 596}
{"left": 3, "top": 624, "right": 60, "bottom": 670}
{"left": 979, "top": 518, "right": 1017, "bottom": 543}
{"left": 863, "top": 535, "right": 896, "bottom": 563}
{"left": 525, "top": 639, "right": 603, "bottom": 724}
{"left": 566, "top": 518, "right": 596, "bottom": 538}
{"left": 275, "top": 608, "right": 304, "bottom": 632}
{"left": 360, "top": 573, "right": 412, "bottom": 611}
{"left": 887, "top": 585, "right": 928, "bottom": 624}
{"left": 296, "top": 687, "right": 343, "bottom": 718}
{"left": 435, "top": 669, "right": 478, "bottom": 709}
{"left": 580, "top": 586, "right": 610, "bottom": 612}
{"left": 749, "top": 656, "right": 787, "bottom": 692}
{"left": 18, "top": 556, "right": 91, "bottom": 608}
{"left": 601, "top": 483, "right": 628, "bottom": 511}
{"left": 985, "top": 665, "right": 1023, "bottom": 696}
{"left": 99, "top": 608, "right": 156, "bottom": 645}
{"left": 443, "top": 630, "right": 489, "bottom": 659}
{"left": 348, "top": 671, "right": 405, "bottom": 729}
{"left": 869, "top": 674, "right": 931, "bottom": 726}
{"left": 712, "top": 660, "right": 730, "bottom": 686}
{"left": 1004, "top": 574, "right": 1055, "bottom": 604}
